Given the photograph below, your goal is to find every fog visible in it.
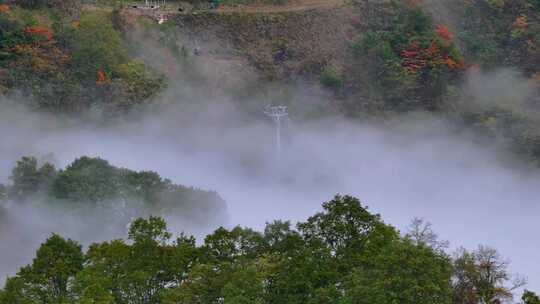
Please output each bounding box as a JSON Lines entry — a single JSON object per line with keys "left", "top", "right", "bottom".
{"left": 1, "top": 29, "right": 540, "bottom": 294}
{"left": 1, "top": 86, "right": 540, "bottom": 293}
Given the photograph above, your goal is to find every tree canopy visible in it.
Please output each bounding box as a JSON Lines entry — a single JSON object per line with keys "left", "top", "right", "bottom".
{"left": 2, "top": 195, "right": 532, "bottom": 304}
{"left": 3, "top": 155, "right": 227, "bottom": 228}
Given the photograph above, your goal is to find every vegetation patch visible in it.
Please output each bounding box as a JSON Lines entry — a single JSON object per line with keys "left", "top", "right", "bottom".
{"left": 2, "top": 156, "right": 226, "bottom": 225}
{"left": 0, "top": 3, "right": 165, "bottom": 113}
{"left": 0, "top": 195, "right": 536, "bottom": 303}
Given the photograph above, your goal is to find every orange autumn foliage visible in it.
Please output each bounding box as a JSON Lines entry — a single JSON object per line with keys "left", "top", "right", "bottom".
{"left": 0, "top": 4, "right": 10, "bottom": 13}
{"left": 444, "top": 57, "right": 459, "bottom": 69}
{"left": 514, "top": 15, "right": 528, "bottom": 29}
{"left": 425, "top": 42, "right": 440, "bottom": 56}
{"left": 436, "top": 25, "right": 454, "bottom": 41}
{"left": 24, "top": 26, "right": 54, "bottom": 40}
{"left": 400, "top": 41, "right": 463, "bottom": 73}
{"left": 96, "top": 69, "right": 107, "bottom": 85}
{"left": 401, "top": 42, "right": 428, "bottom": 73}
{"left": 9, "top": 42, "right": 69, "bottom": 75}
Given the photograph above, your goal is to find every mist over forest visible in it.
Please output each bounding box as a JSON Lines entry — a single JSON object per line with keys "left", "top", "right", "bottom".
{"left": 1, "top": 0, "right": 540, "bottom": 303}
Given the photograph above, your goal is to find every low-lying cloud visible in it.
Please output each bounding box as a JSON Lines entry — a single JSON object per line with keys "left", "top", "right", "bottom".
{"left": 1, "top": 87, "right": 539, "bottom": 291}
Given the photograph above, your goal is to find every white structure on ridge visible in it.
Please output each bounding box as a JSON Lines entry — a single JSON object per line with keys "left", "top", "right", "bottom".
{"left": 264, "top": 105, "right": 288, "bottom": 160}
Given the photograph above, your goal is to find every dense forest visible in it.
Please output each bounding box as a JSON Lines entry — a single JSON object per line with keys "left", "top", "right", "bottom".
{"left": 1, "top": 0, "right": 540, "bottom": 303}
{"left": 1, "top": 195, "right": 539, "bottom": 304}
{"left": 0, "top": 156, "right": 226, "bottom": 228}
{"left": 1, "top": 0, "right": 539, "bottom": 160}
{"left": 0, "top": 0, "right": 166, "bottom": 112}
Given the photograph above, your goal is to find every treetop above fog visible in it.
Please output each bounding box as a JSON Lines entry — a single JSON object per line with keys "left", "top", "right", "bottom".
{"left": 4, "top": 155, "right": 227, "bottom": 227}
{"left": 1, "top": 194, "right": 534, "bottom": 304}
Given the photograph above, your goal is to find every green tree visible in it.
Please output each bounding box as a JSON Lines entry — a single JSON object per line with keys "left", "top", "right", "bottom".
{"left": 72, "top": 239, "right": 130, "bottom": 303}
{"left": 8, "top": 156, "right": 57, "bottom": 201}
{"left": 128, "top": 216, "right": 172, "bottom": 245}
{"left": 263, "top": 239, "right": 336, "bottom": 304}
{"left": 123, "top": 170, "right": 166, "bottom": 203}
{"left": 114, "top": 61, "right": 166, "bottom": 104}
{"left": 203, "top": 226, "right": 264, "bottom": 263}
{"left": 18, "top": 0, "right": 47, "bottom": 9}
{"left": 51, "top": 156, "right": 120, "bottom": 203}
{"left": 523, "top": 290, "right": 540, "bottom": 304}
{"left": 222, "top": 264, "right": 265, "bottom": 304}
{"left": 0, "top": 277, "right": 32, "bottom": 304}
{"left": 75, "top": 217, "right": 199, "bottom": 304}
{"left": 263, "top": 220, "right": 300, "bottom": 253}
{"left": 166, "top": 227, "right": 265, "bottom": 303}
{"left": 69, "top": 12, "right": 127, "bottom": 82}
{"left": 0, "top": 14, "right": 27, "bottom": 62}
{"left": 262, "top": 220, "right": 339, "bottom": 304}
{"left": 342, "top": 239, "right": 452, "bottom": 304}
{"left": 0, "top": 183, "right": 6, "bottom": 201}
{"left": 0, "top": 234, "right": 83, "bottom": 303}
{"left": 320, "top": 65, "right": 344, "bottom": 91}
{"left": 78, "top": 284, "right": 116, "bottom": 304}
{"left": 298, "top": 195, "right": 396, "bottom": 258}
{"left": 0, "top": 196, "right": 529, "bottom": 304}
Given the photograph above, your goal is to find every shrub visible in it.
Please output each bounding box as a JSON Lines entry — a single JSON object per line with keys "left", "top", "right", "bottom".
{"left": 486, "top": 0, "right": 505, "bottom": 10}
{"left": 115, "top": 61, "right": 166, "bottom": 102}
{"left": 69, "top": 12, "right": 127, "bottom": 82}
{"left": 320, "top": 65, "right": 344, "bottom": 90}
{"left": 348, "top": 2, "right": 464, "bottom": 111}
{"left": 18, "top": 0, "right": 47, "bottom": 9}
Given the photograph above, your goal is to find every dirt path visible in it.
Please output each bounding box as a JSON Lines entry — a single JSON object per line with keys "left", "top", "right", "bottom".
{"left": 216, "top": 0, "right": 345, "bottom": 13}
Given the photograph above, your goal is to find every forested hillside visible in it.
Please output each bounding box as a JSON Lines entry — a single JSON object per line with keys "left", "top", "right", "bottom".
{"left": 1, "top": 0, "right": 540, "bottom": 302}
{"left": 0, "top": 0, "right": 165, "bottom": 112}
{"left": 1, "top": 0, "right": 539, "bottom": 161}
